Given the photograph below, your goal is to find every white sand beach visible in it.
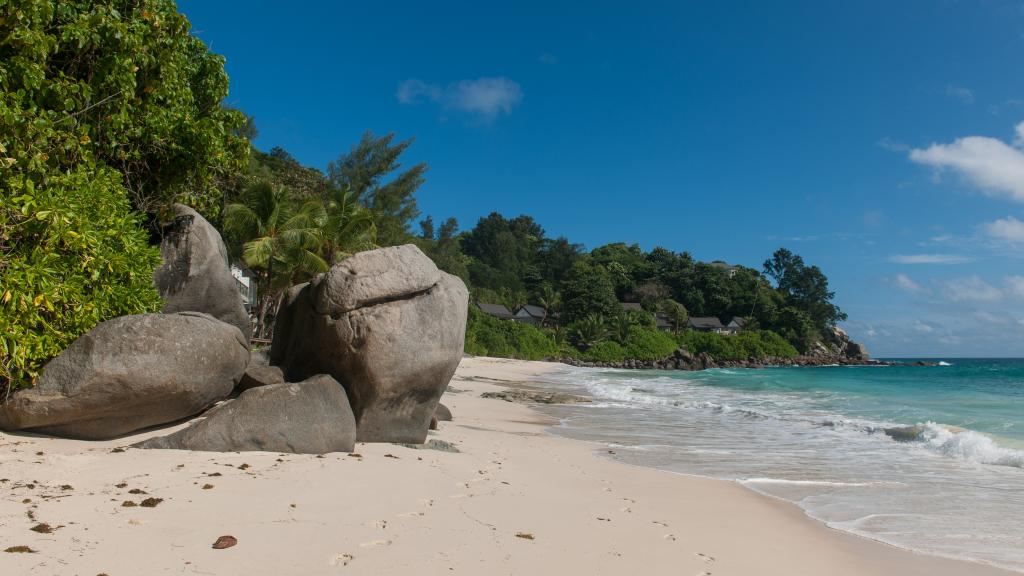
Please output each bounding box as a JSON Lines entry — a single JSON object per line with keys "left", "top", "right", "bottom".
{"left": 0, "top": 356, "right": 1013, "bottom": 575}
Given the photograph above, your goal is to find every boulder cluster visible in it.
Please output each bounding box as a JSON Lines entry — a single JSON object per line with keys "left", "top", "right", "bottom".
{"left": 0, "top": 204, "right": 468, "bottom": 454}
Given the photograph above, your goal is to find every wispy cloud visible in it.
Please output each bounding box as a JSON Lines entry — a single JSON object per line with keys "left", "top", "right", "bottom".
{"left": 982, "top": 215, "right": 1024, "bottom": 243}
{"left": 909, "top": 121, "right": 1024, "bottom": 202}
{"left": 945, "top": 83, "right": 975, "bottom": 105}
{"left": 877, "top": 137, "right": 910, "bottom": 152}
{"left": 888, "top": 254, "right": 972, "bottom": 265}
{"left": 891, "top": 273, "right": 923, "bottom": 293}
{"left": 939, "top": 276, "right": 1003, "bottom": 302}
{"left": 397, "top": 77, "right": 523, "bottom": 121}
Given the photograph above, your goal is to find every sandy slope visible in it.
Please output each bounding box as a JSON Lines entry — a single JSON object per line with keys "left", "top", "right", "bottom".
{"left": 0, "top": 356, "right": 1013, "bottom": 575}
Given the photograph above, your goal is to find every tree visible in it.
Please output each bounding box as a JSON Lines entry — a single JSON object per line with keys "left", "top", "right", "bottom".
{"left": 462, "top": 212, "right": 545, "bottom": 292}
{"left": 763, "top": 248, "right": 846, "bottom": 330}
{"left": 315, "top": 185, "right": 377, "bottom": 265}
{"left": 223, "top": 182, "right": 325, "bottom": 338}
{"left": 560, "top": 261, "right": 620, "bottom": 325}
{"left": 328, "top": 131, "right": 426, "bottom": 246}
{"left": 570, "top": 314, "right": 609, "bottom": 349}
{"left": 416, "top": 216, "right": 469, "bottom": 281}
{"left": 1, "top": 0, "right": 247, "bottom": 390}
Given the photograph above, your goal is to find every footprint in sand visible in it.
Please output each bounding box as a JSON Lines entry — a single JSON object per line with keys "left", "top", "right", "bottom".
{"left": 697, "top": 552, "right": 716, "bottom": 563}
{"left": 358, "top": 539, "right": 391, "bottom": 548}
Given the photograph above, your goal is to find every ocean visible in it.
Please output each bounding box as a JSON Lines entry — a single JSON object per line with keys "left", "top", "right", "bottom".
{"left": 532, "top": 359, "right": 1024, "bottom": 572}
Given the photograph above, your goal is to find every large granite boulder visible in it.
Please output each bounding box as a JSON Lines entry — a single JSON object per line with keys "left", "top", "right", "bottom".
{"left": 154, "top": 204, "right": 252, "bottom": 339}
{"left": 234, "top": 359, "right": 285, "bottom": 394}
{"left": 0, "top": 313, "right": 248, "bottom": 440}
{"left": 271, "top": 245, "right": 468, "bottom": 444}
{"left": 137, "top": 375, "right": 357, "bottom": 454}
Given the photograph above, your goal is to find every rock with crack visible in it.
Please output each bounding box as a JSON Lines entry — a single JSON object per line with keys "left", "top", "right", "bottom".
{"left": 0, "top": 313, "right": 248, "bottom": 440}
{"left": 154, "top": 204, "right": 252, "bottom": 339}
{"left": 137, "top": 375, "right": 356, "bottom": 453}
{"left": 271, "top": 245, "right": 468, "bottom": 443}
{"left": 234, "top": 360, "right": 284, "bottom": 394}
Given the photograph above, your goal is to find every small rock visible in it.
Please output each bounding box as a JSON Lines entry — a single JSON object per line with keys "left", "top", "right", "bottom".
{"left": 139, "top": 498, "right": 163, "bottom": 508}
{"left": 30, "top": 523, "right": 53, "bottom": 533}
{"left": 515, "top": 532, "right": 535, "bottom": 540}
{"left": 212, "top": 535, "right": 237, "bottom": 549}
{"left": 4, "top": 546, "right": 35, "bottom": 553}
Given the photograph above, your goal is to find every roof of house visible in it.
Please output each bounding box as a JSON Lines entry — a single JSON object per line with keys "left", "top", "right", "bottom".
{"left": 728, "top": 317, "right": 747, "bottom": 328}
{"left": 620, "top": 302, "right": 643, "bottom": 311}
{"left": 655, "top": 313, "right": 675, "bottom": 328}
{"left": 688, "top": 316, "right": 725, "bottom": 329}
{"left": 516, "top": 304, "right": 547, "bottom": 318}
{"left": 477, "top": 302, "right": 514, "bottom": 318}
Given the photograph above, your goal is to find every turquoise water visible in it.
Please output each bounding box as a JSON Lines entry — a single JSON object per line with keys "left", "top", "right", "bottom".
{"left": 535, "top": 359, "right": 1024, "bottom": 572}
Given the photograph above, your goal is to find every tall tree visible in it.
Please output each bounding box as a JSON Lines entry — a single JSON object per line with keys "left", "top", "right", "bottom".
{"left": 328, "top": 131, "right": 426, "bottom": 246}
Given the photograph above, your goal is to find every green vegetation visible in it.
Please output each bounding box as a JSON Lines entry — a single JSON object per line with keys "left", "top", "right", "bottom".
{"left": 1, "top": 0, "right": 244, "bottom": 392}
{"left": 465, "top": 307, "right": 558, "bottom": 360}
{"left": 677, "top": 330, "right": 798, "bottom": 361}
{"left": 1, "top": 2, "right": 846, "bottom": 392}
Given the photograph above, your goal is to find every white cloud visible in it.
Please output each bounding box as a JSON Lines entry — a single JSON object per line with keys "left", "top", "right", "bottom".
{"left": 397, "top": 77, "right": 523, "bottom": 121}
{"left": 892, "top": 273, "right": 922, "bottom": 293}
{"left": 913, "top": 320, "right": 935, "bottom": 333}
{"left": 939, "top": 276, "right": 1003, "bottom": 302}
{"left": 945, "top": 84, "right": 975, "bottom": 104}
{"left": 1006, "top": 276, "right": 1024, "bottom": 299}
{"left": 909, "top": 121, "right": 1024, "bottom": 202}
{"left": 888, "top": 254, "right": 972, "bottom": 265}
{"left": 982, "top": 215, "right": 1024, "bottom": 242}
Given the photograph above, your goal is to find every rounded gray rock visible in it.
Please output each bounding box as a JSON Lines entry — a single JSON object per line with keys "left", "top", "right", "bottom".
{"left": 154, "top": 204, "right": 252, "bottom": 339}
{"left": 137, "top": 374, "right": 357, "bottom": 454}
{"left": 0, "top": 312, "right": 248, "bottom": 440}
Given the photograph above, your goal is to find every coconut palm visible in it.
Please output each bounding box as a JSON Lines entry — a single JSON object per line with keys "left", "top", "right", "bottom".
{"left": 314, "top": 184, "right": 377, "bottom": 264}
{"left": 571, "top": 314, "right": 609, "bottom": 350}
{"left": 223, "top": 181, "right": 326, "bottom": 338}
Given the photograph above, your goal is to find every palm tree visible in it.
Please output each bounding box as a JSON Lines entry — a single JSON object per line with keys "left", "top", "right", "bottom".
{"left": 223, "top": 181, "right": 326, "bottom": 338}
{"left": 535, "top": 284, "right": 560, "bottom": 327}
{"left": 611, "top": 311, "right": 635, "bottom": 345}
{"left": 572, "top": 314, "right": 609, "bottom": 350}
{"left": 315, "top": 185, "right": 377, "bottom": 264}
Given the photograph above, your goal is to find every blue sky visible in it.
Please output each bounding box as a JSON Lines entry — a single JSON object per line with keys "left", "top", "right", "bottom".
{"left": 179, "top": 0, "right": 1024, "bottom": 357}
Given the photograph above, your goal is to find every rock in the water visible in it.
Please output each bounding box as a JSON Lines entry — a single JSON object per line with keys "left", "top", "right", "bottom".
{"left": 480, "top": 389, "right": 590, "bottom": 405}
{"left": 271, "top": 245, "right": 468, "bottom": 444}
{"left": 234, "top": 362, "right": 284, "bottom": 394}
{"left": 435, "top": 402, "right": 452, "bottom": 422}
{"left": 137, "top": 375, "right": 356, "bottom": 454}
{"left": 154, "top": 204, "right": 252, "bottom": 339}
{"left": 0, "top": 313, "right": 248, "bottom": 440}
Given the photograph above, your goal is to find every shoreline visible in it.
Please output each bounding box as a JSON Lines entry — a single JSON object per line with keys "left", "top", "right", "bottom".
{"left": 0, "top": 356, "right": 1014, "bottom": 575}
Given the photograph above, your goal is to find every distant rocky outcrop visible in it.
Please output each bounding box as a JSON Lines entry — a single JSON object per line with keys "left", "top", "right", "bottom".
{"left": 137, "top": 374, "right": 356, "bottom": 454}
{"left": 154, "top": 204, "right": 252, "bottom": 339}
{"left": 271, "top": 245, "right": 468, "bottom": 444}
{"left": 808, "top": 326, "right": 870, "bottom": 362}
{"left": 0, "top": 313, "right": 248, "bottom": 440}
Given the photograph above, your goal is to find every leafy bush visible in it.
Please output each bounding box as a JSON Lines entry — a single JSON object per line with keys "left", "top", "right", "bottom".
{"left": 0, "top": 0, "right": 247, "bottom": 392}
{"left": 581, "top": 340, "right": 626, "bottom": 363}
{"left": 676, "top": 329, "right": 797, "bottom": 361}
{"left": 623, "top": 326, "right": 678, "bottom": 360}
{"left": 0, "top": 167, "right": 162, "bottom": 391}
{"left": 465, "top": 307, "right": 558, "bottom": 360}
